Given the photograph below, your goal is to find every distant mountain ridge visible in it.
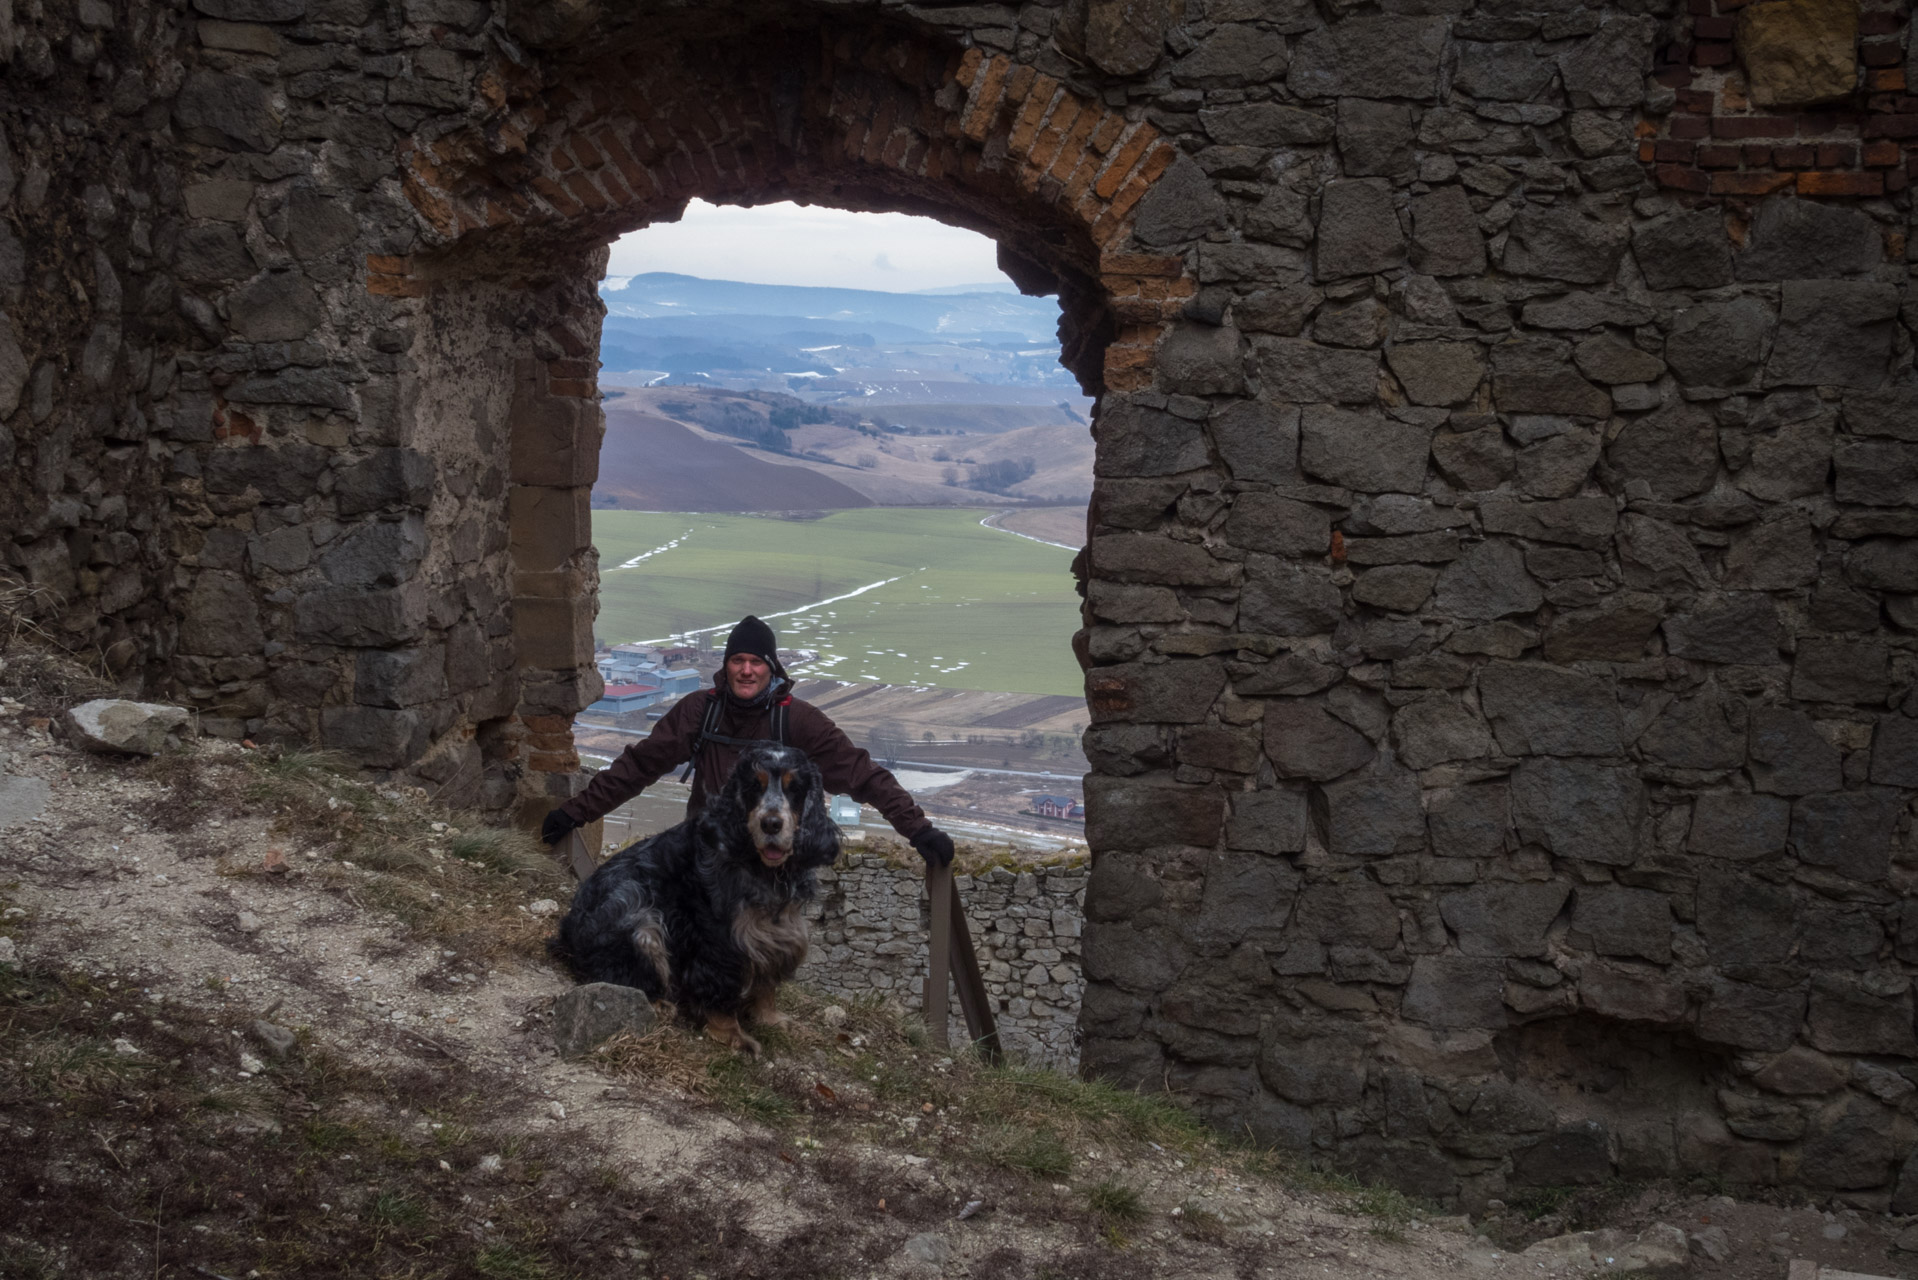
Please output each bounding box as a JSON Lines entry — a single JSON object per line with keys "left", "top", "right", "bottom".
{"left": 599, "top": 272, "right": 1059, "bottom": 344}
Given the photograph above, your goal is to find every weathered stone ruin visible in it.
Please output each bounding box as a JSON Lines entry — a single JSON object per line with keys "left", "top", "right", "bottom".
{"left": 9, "top": 0, "right": 1918, "bottom": 1208}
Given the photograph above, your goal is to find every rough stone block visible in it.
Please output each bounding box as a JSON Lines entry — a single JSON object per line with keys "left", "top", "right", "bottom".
{"left": 336, "top": 449, "right": 435, "bottom": 518}
{"left": 1434, "top": 542, "right": 1543, "bottom": 622}
{"left": 1441, "top": 883, "right": 1570, "bottom": 957}
{"left": 1298, "top": 405, "right": 1430, "bottom": 492}
{"left": 1687, "top": 792, "right": 1790, "bottom": 859}
{"left": 1088, "top": 659, "right": 1226, "bottom": 725}
{"left": 1223, "top": 491, "right": 1329, "bottom": 556}
{"left": 1570, "top": 886, "right": 1673, "bottom": 963}
{"left": 1084, "top": 775, "right": 1226, "bottom": 851}
{"left": 1790, "top": 790, "right": 1898, "bottom": 882}
{"left": 1288, "top": 15, "right": 1448, "bottom": 99}
{"left": 1409, "top": 184, "right": 1487, "bottom": 277}
{"left": 1766, "top": 280, "right": 1899, "bottom": 390}
{"left": 1606, "top": 402, "right": 1719, "bottom": 499}
{"left": 1791, "top": 637, "right": 1890, "bottom": 704}
{"left": 320, "top": 705, "right": 426, "bottom": 769}
{"left": 1665, "top": 296, "right": 1773, "bottom": 389}
{"left": 1748, "top": 707, "right": 1843, "bottom": 796}
{"left": 1559, "top": 15, "right": 1658, "bottom": 106}
{"left": 1224, "top": 787, "right": 1308, "bottom": 854}
{"left": 1315, "top": 179, "right": 1405, "bottom": 278}
{"left": 1834, "top": 439, "right": 1918, "bottom": 507}
{"left": 1698, "top": 976, "right": 1806, "bottom": 1051}
{"left": 1579, "top": 964, "right": 1687, "bottom": 1023}
{"left": 1088, "top": 534, "right": 1237, "bottom": 587}
{"left": 1336, "top": 98, "right": 1413, "bottom": 176}
{"left": 1403, "top": 956, "right": 1506, "bottom": 1029}
{"left": 1696, "top": 870, "right": 1797, "bottom": 965}
{"left": 1322, "top": 756, "right": 1425, "bottom": 855}
{"left": 294, "top": 584, "right": 428, "bottom": 647}
{"left": 1479, "top": 661, "right": 1619, "bottom": 755}
{"left": 1209, "top": 400, "right": 1300, "bottom": 483}
{"left": 178, "top": 570, "right": 265, "bottom": 658}
{"left": 1263, "top": 698, "right": 1376, "bottom": 781}
{"left": 1510, "top": 757, "right": 1643, "bottom": 865}
{"left": 1502, "top": 202, "right": 1630, "bottom": 285}
{"left": 1869, "top": 713, "right": 1918, "bottom": 785}
{"left": 1736, "top": 0, "right": 1860, "bottom": 107}
{"left": 1662, "top": 593, "right": 1781, "bottom": 664}
{"left": 1392, "top": 697, "right": 1491, "bottom": 768}
{"left": 1252, "top": 338, "right": 1380, "bottom": 403}
{"left": 1158, "top": 323, "right": 1247, "bottom": 396}
{"left": 1632, "top": 210, "right": 1734, "bottom": 291}
{"left": 1427, "top": 782, "right": 1510, "bottom": 858}
{"left": 553, "top": 982, "right": 657, "bottom": 1057}
{"left": 1541, "top": 592, "right": 1663, "bottom": 662}
{"left": 61, "top": 699, "right": 193, "bottom": 755}
{"left": 1431, "top": 424, "right": 1514, "bottom": 490}
{"left": 1239, "top": 555, "right": 1343, "bottom": 636}
{"left": 1385, "top": 341, "right": 1484, "bottom": 406}
{"left": 1736, "top": 195, "right": 1881, "bottom": 281}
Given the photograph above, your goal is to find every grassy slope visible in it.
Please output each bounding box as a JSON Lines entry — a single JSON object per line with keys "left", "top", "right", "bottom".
{"left": 592, "top": 509, "right": 1085, "bottom": 697}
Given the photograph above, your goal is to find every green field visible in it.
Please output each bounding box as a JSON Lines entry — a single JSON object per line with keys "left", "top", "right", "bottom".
{"left": 591, "top": 509, "right": 1084, "bottom": 696}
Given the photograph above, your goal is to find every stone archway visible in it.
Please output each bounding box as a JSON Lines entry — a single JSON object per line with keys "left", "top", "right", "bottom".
{"left": 346, "top": 16, "right": 1192, "bottom": 823}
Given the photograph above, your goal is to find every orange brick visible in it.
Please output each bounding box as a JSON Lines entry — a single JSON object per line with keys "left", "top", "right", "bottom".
{"left": 1872, "top": 68, "right": 1908, "bottom": 92}
{"left": 550, "top": 145, "right": 577, "bottom": 172}
{"left": 1047, "top": 108, "right": 1101, "bottom": 181}
{"left": 365, "top": 253, "right": 412, "bottom": 274}
{"left": 1865, "top": 140, "right": 1902, "bottom": 166}
{"left": 1094, "top": 125, "right": 1156, "bottom": 199}
{"left": 571, "top": 133, "right": 604, "bottom": 167}
{"left": 548, "top": 378, "right": 596, "bottom": 398}
{"left": 1798, "top": 170, "right": 1884, "bottom": 196}
{"left": 962, "top": 56, "right": 1011, "bottom": 141}
{"left": 1135, "top": 141, "right": 1177, "bottom": 186}
{"left": 1090, "top": 112, "right": 1128, "bottom": 153}
{"left": 1164, "top": 277, "right": 1198, "bottom": 300}
{"left": 1107, "top": 170, "right": 1155, "bottom": 221}
{"left": 526, "top": 751, "right": 580, "bottom": 773}
{"left": 1008, "top": 81, "right": 1060, "bottom": 154}
{"left": 881, "top": 128, "right": 914, "bottom": 169}
{"left": 1634, "top": 119, "right": 1660, "bottom": 138}
{"left": 1026, "top": 97, "right": 1082, "bottom": 171}
{"left": 366, "top": 274, "right": 427, "bottom": 297}
{"left": 522, "top": 714, "right": 571, "bottom": 734}
{"left": 564, "top": 172, "right": 610, "bottom": 212}
{"left": 1708, "top": 170, "right": 1795, "bottom": 195}
{"left": 402, "top": 178, "right": 457, "bottom": 236}
{"left": 598, "top": 128, "right": 650, "bottom": 192}
{"left": 864, "top": 93, "right": 900, "bottom": 164}
{"left": 1113, "top": 298, "right": 1163, "bottom": 324}
{"left": 1005, "top": 63, "right": 1036, "bottom": 103}
{"left": 1101, "top": 251, "right": 1184, "bottom": 277}
{"left": 954, "top": 46, "right": 985, "bottom": 88}
{"left": 530, "top": 174, "right": 585, "bottom": 216}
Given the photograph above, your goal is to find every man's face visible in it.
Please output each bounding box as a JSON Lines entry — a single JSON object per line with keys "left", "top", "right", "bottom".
{"left": 726, "top": 653, "right": 771, "bottom": 700}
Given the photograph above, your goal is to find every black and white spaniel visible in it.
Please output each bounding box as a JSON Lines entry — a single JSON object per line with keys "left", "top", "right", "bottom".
{"left": 550, "top": 742, "right": 842, "bottom": 1054}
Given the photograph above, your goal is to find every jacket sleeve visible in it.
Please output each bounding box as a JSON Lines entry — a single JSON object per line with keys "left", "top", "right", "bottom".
{"left": 793, "top": 703, "right": 932, "bottom": 839}
{"left": 560, "top": 692, "right": 708, "bottom": 824}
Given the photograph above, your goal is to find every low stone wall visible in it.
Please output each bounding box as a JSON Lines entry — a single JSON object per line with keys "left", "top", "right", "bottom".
{"left": 795, "top": 853, "right": 1088, "bottom": 1069}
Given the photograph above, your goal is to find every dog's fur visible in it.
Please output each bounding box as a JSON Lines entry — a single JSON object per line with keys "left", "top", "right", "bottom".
{"left": 550, "top": 742, "right": 842, "bottom": 1054}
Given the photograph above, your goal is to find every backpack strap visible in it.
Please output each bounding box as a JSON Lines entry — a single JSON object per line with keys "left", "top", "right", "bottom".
{"left": 676, "top": 689, "right": 791, "bottom": 783}
{"left": 676, "top": 691, "right": 725, "bottom": 783}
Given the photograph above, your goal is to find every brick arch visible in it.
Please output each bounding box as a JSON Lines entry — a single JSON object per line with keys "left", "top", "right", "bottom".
{"left": 398, "top": 31, "right": 1190, "bottom": 392}
{"left": 370, "top": 21, "right": 1193, "bottom": 825}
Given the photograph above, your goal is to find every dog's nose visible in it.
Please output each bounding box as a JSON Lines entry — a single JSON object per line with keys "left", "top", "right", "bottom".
{"left": 761, "top": 814, "right": 784, "bottom": 834}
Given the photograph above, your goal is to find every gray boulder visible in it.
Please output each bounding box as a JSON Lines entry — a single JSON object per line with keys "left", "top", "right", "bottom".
{"left": 553, "top": 982, "right": 657, "bottom": 1057}
{"left": 62, "top": 699, "right": 193, "bottom": 755}
{"left": 1766, "top": 280, "right": 1899, "bottom": 389}
{"left": 1735, "top": 196, "right": 1883, "bottom": 281}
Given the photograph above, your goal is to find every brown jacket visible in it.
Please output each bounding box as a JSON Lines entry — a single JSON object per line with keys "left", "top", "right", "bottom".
{"left": 561, "top": 678, "right": 933, "bottom": 838}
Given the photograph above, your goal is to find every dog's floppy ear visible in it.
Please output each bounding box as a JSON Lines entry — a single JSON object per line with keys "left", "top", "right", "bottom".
{"left": 794, "top": 760, "right": 842, "bottom": 870}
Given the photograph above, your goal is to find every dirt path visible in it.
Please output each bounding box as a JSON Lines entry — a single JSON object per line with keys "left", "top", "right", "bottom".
{"left": 4, "top": 703, "right": 1905, "bottom": 1278}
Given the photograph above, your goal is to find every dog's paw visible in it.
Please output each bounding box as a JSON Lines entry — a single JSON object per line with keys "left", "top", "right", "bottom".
{"left": 705, "top": 1014, "right": 763, "bottom": 1058}
{"left": 752, "top": 1007, "right": 791, "bottom": 1028}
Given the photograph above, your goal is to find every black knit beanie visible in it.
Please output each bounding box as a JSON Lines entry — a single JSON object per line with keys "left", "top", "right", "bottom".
{"left": 723, "top": 615, "right": 782, "bottom": 673}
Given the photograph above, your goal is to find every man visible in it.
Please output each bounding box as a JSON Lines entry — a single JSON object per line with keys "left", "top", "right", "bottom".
{"left": 541, "top": 615, "right": 957, "bottom": 869}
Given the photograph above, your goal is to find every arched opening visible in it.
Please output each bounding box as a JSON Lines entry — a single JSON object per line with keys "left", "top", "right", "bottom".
{"left": 362, "top": 13, "right": 1189, "bottom": 826}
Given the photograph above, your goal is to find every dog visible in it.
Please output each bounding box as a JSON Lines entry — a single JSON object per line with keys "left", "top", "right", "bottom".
{"left": 550, "top": 741, "right": 842, "bottom": 1055}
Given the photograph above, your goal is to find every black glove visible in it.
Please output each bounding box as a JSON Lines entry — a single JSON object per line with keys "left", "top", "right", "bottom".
{"left": 910, "top": 827, "right": 955, "bottom": 869}
{"left": 541, "top": 808, "right": 582, "bottom": 846}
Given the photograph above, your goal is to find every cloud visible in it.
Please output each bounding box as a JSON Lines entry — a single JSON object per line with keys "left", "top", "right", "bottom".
{"left": 605, "top": 199, "right": 1011, "bottom": 292}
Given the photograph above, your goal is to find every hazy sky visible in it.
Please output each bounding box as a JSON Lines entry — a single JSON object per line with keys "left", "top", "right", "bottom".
{"left": 605, "top": 199, "right": 1011, "bottom": 292}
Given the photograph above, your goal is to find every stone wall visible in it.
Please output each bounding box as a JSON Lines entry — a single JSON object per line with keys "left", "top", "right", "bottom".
{"left": 797, "top": 852, "right": 1088, "bottom": 1069}
{"left": 10, "top": 0, "right": 1918, "bottom": 1207}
